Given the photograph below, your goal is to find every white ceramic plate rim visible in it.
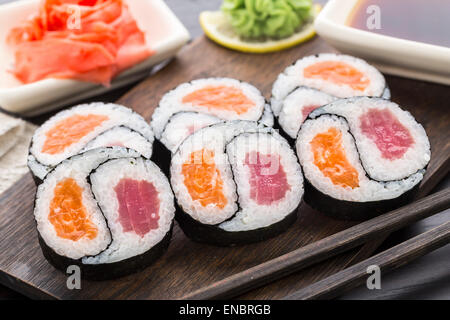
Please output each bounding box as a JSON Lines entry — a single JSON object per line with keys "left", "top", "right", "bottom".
{"left": 314, "top": 0, "right": 450, "bottom": 85}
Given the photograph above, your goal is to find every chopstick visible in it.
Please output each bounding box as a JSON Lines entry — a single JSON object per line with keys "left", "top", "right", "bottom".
{"left": 182, "top": 187, "right": 450, "bottom": 300}
{"left": 284, "top": 220, "right": 450, "bottom": 300}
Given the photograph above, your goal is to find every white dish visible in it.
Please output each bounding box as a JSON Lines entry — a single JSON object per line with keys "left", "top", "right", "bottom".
{"left": 314, "top": 0, "right": 450, "bottom": 86}
{"left": 0, "top": 0, "right": 190, "bottom": 116}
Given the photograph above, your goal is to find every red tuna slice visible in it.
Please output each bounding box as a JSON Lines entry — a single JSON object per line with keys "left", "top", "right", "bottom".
{"left": 302, "top": 105, "right": 320, "bottom": 121}
{"left": 114, "top": 179, "right": 132, "bottom": 232}
{"left": 360, "top": 108, "right": 414, "bottom": 160}
{"left": 114, "top": 178, "right": 160, "bottom": 237}
{"left": 244, "top": 152, "right": 291, "bottom": 206}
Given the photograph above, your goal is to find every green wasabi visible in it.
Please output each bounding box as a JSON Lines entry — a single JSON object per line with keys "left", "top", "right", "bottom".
{"left": 221, "top": 0, "right": 313, "bottom": 39}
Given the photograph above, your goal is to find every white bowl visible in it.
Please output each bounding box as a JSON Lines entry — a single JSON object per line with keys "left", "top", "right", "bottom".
{"left": 314, "top": 0, "right": 450, "bottom": 86}
{"left": 0, "top": 0, "right": 190, "bottom": 116}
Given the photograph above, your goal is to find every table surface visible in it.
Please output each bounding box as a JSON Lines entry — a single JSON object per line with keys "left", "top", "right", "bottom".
{"left": 0, "top": 0, "right": 448, "bottom": 300}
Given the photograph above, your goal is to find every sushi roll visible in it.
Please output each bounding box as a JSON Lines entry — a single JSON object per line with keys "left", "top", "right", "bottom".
{"left": 296, "top": 97, "right": 431, "bottom": 220}
{"left": 34, "top": 147, "right": 175, "bottom": 280}
{"left": 152, "top": 78, "right": 273, "bottom": 139}
{"left": 170, "top": 121, "right": 303, "bottom": 246}
{"left": 150, "top": 78, "right": 274, "bottom": 169}
{"left": 28, "top": 103, "right": 154, "bottom": 181}
{"left": 271, "top": 53, "right": 391, "bottom": 117}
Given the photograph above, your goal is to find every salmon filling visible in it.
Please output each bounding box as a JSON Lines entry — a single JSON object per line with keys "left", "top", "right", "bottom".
{"left": 311, "top": 127, "right": 359, "bottom": 189}
{"left": 7, "top": 0, "right": 153, "bottom": 85}
{"left": 182, "top": 86, "right": 255, "bottom": 115}
{"left": 182, "top": 149, "right": 227, "bottom": 209}
{"left": 304, "top": 61, "right": 370, "bottom": 91}
{"left": 360, "top": 108, "right": 414, "bottom": 160}
{"left": 49, "top": 178, "right": 98, "bottom": 241}
{"left": 245, "top": 152, "right": 290, "bottom": 205}
{"left": 42, "top": 114, "right": 109, "bottom": 154}
{"left": 114, "top": 178, "right": 160, "bottom": 237}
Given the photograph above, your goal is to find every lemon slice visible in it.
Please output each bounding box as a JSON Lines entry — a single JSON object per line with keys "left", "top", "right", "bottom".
{"left": 200, "top": 4, "right": 321, "bottom": 54}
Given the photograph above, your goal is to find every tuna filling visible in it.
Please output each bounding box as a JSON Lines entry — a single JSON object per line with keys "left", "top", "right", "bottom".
{"left": 244, "top": 152, "right": 290, "bottom": 205}
{"left": 114, "top": 178, "right": 160, "bottom": 238}
{"left": 360, "top": 108, "right": 414, "bottom": 160}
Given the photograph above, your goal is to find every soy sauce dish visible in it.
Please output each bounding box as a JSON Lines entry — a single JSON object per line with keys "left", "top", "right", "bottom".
{"left": 314, "top": 0, "right": 450, "bottom": 85}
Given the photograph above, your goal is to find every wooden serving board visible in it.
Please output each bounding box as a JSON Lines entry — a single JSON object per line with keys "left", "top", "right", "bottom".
{"left": 0, "top": 36, "right": 449, "bottom": 300}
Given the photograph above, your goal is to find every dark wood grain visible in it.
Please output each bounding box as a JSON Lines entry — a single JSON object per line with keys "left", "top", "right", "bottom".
{"left": 182, "top": 188, "right": 450, "bottom": 300}
{"left": 285, "top": 220, "right": 450, "bottom": 300}
{"left": 340, "top": 176, "right": 450, "bottom": 300}
{"left": 0, "top": 35, "right": 448, "bottom": 300}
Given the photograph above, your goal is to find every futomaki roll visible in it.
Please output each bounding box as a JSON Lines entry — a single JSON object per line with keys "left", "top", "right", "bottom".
{"left": 271, "top": 53, "right": 390, "bottom": 117}
{"left": 150, "top": 78, "right": 274, "bottom": 169}
{"left": 170, "top": 121, "right": 303, "bottom": 246}
{"left": 296, "top": 97, "right": 430, "bottom": 220}
{"left": 34, "top": 147, "right": 175, "bottom": 280}
{"left": 28, "top": 103, "right": 154, "bottom": 181}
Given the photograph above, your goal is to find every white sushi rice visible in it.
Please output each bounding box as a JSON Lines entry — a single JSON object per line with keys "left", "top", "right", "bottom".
{"left": 151, "top": 78, "right": 267, "bottom": 139}
{"left": 297, "top": 114, "right": 425, "bottom": 202}
{"left": 220, "top": 132, "right": 303, "bottom": 231}
{"left": 260, "top": 103, "right": 275, "bottom": 128}
{"left": 28, "top": 156, "right": 53, "bottom": 181}
{"left": 271, "top": 53, "right": 388, "bottom": 116}
{"left": 278, "top": 87, "right": 336, "bottom": 139}
{"left": 83, "top": 158, "right": 174, "bottom": 265}
{"left": 160, "top": 112, "right": 222, "bottom": 153}
{"left": 34, "top": 148, "right": 140, "bottom": 260}
{"left": 171, "top": 121, "right": 302, "bottom": 231}
{"left": 29, "top": 103, "right": 154, "bottom": 180}
{"left": 82, "top": 126, "right": 153, "bottom": 159}
{"left": 309, "top": 97, "right": 431, "bottom": 181}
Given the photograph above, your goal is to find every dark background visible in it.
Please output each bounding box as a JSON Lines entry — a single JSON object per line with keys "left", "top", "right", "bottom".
{"left": 0, "top": 0, "right": 448, "bottom": 300}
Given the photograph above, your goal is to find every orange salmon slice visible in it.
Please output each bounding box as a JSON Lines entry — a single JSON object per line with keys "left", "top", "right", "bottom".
{"left": 304, "top": 61, "right": 370, "bottom": 91}
{"left": 182, "top": 85, "right": 255, "bottom": 115}
{"left": 181, "top": 149, "right": 227, "bottom": 209}
{"left": 311, "top": 127, "right": 359, "bottom": 189}
{"left": 42, "top": 114, "right": 109, "bottom": 155}
{"left": 49, "top": 178, "right": 98, "bottom": 241}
